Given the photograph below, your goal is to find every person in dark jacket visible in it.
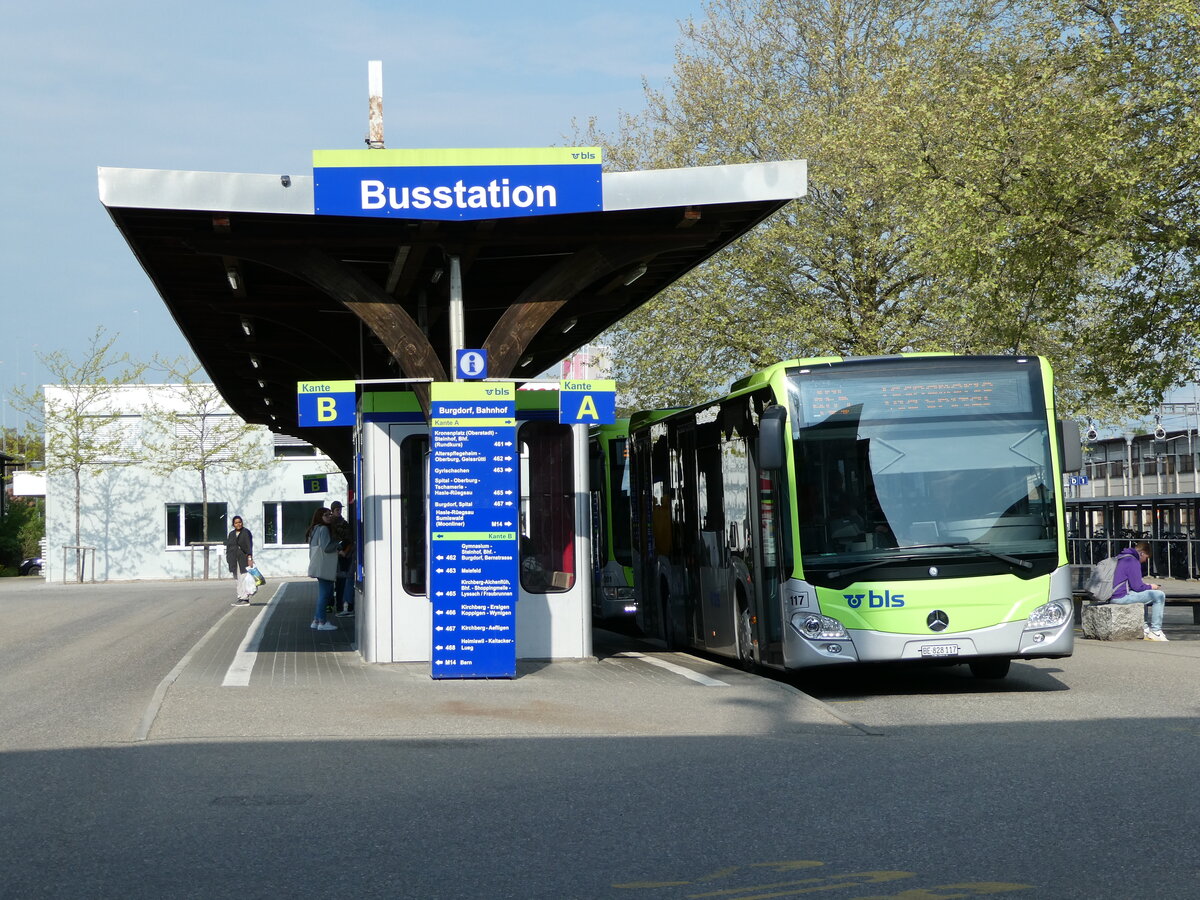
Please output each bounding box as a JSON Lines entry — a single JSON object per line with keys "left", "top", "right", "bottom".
{"left": 1111, "top": 542, "right": 1167, "bottom": 641}
{"left": 225, "top": 515, "right": 255, "bottom": 606}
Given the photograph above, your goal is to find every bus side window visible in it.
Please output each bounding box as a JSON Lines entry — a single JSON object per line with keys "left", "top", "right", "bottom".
{"left": 520, "top": 422, "right": 576, "bottom": 593}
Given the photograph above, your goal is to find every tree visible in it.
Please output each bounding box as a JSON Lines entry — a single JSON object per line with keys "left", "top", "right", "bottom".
{"left": 0, "top": 496, "right": 44, "bottom": 571}
{"left": 12, "top": 327, "right": 147, "bottom": 580}
{"left": 0, "top": 426, "right": 45, "bottom": 468}
{"left": 140, "top": 356, "right": 271, "bottom": 578}
{"left": 585, "top": 0, "right": 1200, "bottom": 423}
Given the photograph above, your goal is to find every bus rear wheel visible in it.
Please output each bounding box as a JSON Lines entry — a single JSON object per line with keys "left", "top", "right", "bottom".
{"left": 736, "top": 601, "right": 755, "bottom": 670}
{"left": 968, "top": 657, "right": 1011, "bottom": 679}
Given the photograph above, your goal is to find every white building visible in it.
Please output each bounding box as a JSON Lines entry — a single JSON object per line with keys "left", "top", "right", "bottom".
{"left": 43, "top": 383, "right": 346, "bottom": 583}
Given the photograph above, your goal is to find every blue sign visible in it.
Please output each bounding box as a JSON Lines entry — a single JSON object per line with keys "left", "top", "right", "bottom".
{"left": 559, "top": 378, "right": 617, "bottom": 425}
{"left": 297, "top": 380, "right": 356, "bottom": 427}
{"left": 303, "top": 474, "right": 329, "bottom": 494}
{"left": 428, "top": 382, "right": 519, "bottom": 679}
{"left": 456, "top": 349, "right": 488, "bottom": 380}
{"left": 313, "top": 148, "right": 602, "bottom": 221}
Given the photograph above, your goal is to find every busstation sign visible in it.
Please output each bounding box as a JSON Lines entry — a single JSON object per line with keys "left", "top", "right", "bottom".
{"left": 428, "top": 381, "right": 519, "bottom": 679}
{"left": 312, "top": 147, "right": 603, "bottom": 221}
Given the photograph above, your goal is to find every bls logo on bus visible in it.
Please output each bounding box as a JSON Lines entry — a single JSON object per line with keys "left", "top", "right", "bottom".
{"left": 844, "top": 590, "right": 905, "bottom": 609}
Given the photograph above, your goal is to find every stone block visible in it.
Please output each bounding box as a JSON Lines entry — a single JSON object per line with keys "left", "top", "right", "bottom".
{"left": 1081, "top": 602, "right": 1145, "bottom": 640}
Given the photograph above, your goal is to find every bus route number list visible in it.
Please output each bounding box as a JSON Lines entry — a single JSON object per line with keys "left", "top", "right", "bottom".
{"left": 429, "top": 382, "right": 518, "bottom": 679}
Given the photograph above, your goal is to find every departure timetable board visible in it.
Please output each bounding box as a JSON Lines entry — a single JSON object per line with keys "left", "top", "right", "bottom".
{"left": 793, "top": 366, "right": 1037, "bottom": 424}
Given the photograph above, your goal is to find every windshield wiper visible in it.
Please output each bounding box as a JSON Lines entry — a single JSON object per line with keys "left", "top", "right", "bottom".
{"left": 959, "top": 542, "right": 1034, "bottom": 569}
{"left": 827, "top": 541, "right": 1032, "bottom": 580}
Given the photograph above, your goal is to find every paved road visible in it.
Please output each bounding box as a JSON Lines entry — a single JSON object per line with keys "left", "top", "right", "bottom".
{"left": 1, "top": 576, "right": 1197, "bottom": 899}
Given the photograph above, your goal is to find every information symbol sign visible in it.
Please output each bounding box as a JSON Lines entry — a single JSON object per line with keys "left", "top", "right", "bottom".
{"left": 456, "top": 349, "right": 488, "bottom": 380}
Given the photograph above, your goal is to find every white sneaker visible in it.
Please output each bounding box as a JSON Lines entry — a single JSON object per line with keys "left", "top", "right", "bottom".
{"left": 1144, "top": 628, "right": 1169, "bottom": 642}
{"left": 316, "top": 621, "right": 338, "bottom": 631}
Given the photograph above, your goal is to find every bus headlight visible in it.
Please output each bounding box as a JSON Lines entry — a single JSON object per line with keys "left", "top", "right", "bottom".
{"left": 791, "top": 612, "right": 848, "bottom": 640}
{"left": 1024, "top": 601, "right": 1068, "bottom": 630}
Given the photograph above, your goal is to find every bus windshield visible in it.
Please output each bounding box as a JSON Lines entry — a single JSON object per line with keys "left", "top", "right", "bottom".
{"left": 785, "top": 361, "right": 1057, "bottom": 571}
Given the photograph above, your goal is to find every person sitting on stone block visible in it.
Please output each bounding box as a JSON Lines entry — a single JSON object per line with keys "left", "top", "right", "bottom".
{"left": 1110, "top": 542, "right": 1168, "bottom": 642}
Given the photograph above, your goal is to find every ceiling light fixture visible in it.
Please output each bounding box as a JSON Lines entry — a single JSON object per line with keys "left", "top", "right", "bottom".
{"left": 240, "top": 317, "right": 254, "bottom": 337}
{"left": 623, "top": 263, "right": 648, "bottom": 286}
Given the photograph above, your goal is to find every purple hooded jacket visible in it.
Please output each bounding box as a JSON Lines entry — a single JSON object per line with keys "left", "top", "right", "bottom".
{"left": 1112, "top": 546, "right": 1152, "bottom": 599}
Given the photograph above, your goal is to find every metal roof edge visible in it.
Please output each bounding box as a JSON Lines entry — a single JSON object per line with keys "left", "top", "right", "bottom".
{"left": 602, "top": 160, "right": 807, "bottom": 211}
{"left": 98, "top": 166, "right": 314, "bottom": 214}
{"left": 98, "top": 159, "right": 807, "bottom": 215}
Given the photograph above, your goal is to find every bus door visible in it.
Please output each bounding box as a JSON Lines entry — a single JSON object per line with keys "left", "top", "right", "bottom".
{"left": 715, "top": 430, "right": 751, "bottom": 657}
{"left": 750, "top": 446, "right": 784, "bottom": 666}
{"left": 696, "top": 416, "right": 734, "bottom": 655}
{"left": 673, "top": 421, "right": 704, "bottom": 645}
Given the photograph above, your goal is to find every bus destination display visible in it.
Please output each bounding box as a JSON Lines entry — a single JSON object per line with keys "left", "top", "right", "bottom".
{"left": 795, "top": 368, "right": 1035, "bottom": 424}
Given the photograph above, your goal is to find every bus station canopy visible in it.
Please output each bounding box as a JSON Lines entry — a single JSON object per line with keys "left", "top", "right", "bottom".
{"left": 99, "top": 160, "right": 806, "bottom": 467}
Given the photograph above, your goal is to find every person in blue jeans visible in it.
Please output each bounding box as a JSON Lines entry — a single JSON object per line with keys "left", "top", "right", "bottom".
{"left": 1111, "top": 542, "right": 1168, "bottom": 641}
{"left": 306, "top": 507, "right": 340, "bottom": 632}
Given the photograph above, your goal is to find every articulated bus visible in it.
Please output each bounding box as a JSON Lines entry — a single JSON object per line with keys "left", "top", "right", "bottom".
{"left": 588, "top": 421, "right": 639, "bottom": 620}
{"left": 628, "top": 354, "right": 1082, "bottom": 678}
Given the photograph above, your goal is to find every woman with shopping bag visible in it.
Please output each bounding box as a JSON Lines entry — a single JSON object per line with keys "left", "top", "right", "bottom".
{"left": 225, "top": 515, "right": 255, "bottom": 607}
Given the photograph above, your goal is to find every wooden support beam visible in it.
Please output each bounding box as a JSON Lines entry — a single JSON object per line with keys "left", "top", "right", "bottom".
{"left": 483, "top": 243, "right": 665, "bottom": 376}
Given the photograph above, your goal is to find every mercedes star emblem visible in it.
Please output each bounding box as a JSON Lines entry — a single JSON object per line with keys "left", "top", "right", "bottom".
{"left": 927, "top": 609, "right": 950, "bottom": 632}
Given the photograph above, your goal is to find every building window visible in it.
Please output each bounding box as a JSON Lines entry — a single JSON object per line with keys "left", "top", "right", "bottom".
{"left": 262, "top": 500, "right": 324, "bottom": 545}
{"left": 519, "top": 422, "right": 575, "bottom": 592}
{"left": 165, "top": 503, "right": 228, "bottom": 547}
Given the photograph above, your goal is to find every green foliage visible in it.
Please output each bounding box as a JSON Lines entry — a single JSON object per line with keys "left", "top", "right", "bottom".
{"left": 585, "top": 0, "right": 1200, "bottom": 425}
{"left": 0, "top": 427, "right": 44, "bottom": 467}
{"left": 0, "top": 496, "right": 43, "bottom": 569}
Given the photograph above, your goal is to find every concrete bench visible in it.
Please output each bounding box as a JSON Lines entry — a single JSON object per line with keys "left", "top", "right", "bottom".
{"left": 1080, "top": 602, "right": 1146, "bottom": 640}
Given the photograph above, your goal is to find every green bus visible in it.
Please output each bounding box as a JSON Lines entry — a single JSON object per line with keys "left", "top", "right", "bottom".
{"left": 628, "top": 354, "right": 1081, "bottom": 678}
{"left": 588, "top": 420, "right": 639, "bottom": 620}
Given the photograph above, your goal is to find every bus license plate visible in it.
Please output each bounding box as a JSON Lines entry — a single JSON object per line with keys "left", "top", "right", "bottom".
{"left": 919, "top": 644, "right": 959, "bottom": 658}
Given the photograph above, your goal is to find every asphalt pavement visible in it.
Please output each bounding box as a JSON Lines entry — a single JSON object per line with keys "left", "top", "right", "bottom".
{"left": 1, "top": 575, "right": 1198, "bottom": 899}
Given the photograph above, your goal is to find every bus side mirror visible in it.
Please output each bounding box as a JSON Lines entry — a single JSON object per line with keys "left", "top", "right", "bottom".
{"left": 758, "top": 406, "right": 788, "bottom": 471}
{"left": 1059, "top": 419, "right": 1082, "bottom": 473}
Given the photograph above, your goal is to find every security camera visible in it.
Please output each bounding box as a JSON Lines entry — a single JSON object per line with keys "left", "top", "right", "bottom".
{"left": 280, "top": 175, "right": 292, "bottom": 187}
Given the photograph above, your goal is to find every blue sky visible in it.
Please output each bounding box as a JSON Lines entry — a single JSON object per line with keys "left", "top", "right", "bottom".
{"left": 0, "top": 0, "right": 704, "bottom": 429}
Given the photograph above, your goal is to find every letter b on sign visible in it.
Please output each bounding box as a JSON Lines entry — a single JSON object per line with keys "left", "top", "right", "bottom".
{"left": 297, "top": 381, "right": 355, "bottom": 427}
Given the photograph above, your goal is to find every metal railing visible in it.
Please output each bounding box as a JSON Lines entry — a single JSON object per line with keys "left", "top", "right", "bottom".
{"left": 61, "top": 546, "right": 96, "bottom": 583}
{"left": 188, "top": 541, "right": 225, "bottom": 580}
{"left": 1067, "top": 535, "right": 1200, "bottom": 581}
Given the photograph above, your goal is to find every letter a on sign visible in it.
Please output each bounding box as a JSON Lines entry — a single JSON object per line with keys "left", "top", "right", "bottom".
{"left": 559, "top": 379, "right": 617, "bottom": 425}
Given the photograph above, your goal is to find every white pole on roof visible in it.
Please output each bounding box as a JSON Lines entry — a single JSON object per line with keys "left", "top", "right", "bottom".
{"left": 367, "top": 61, "right": 384, "bottom": 149}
